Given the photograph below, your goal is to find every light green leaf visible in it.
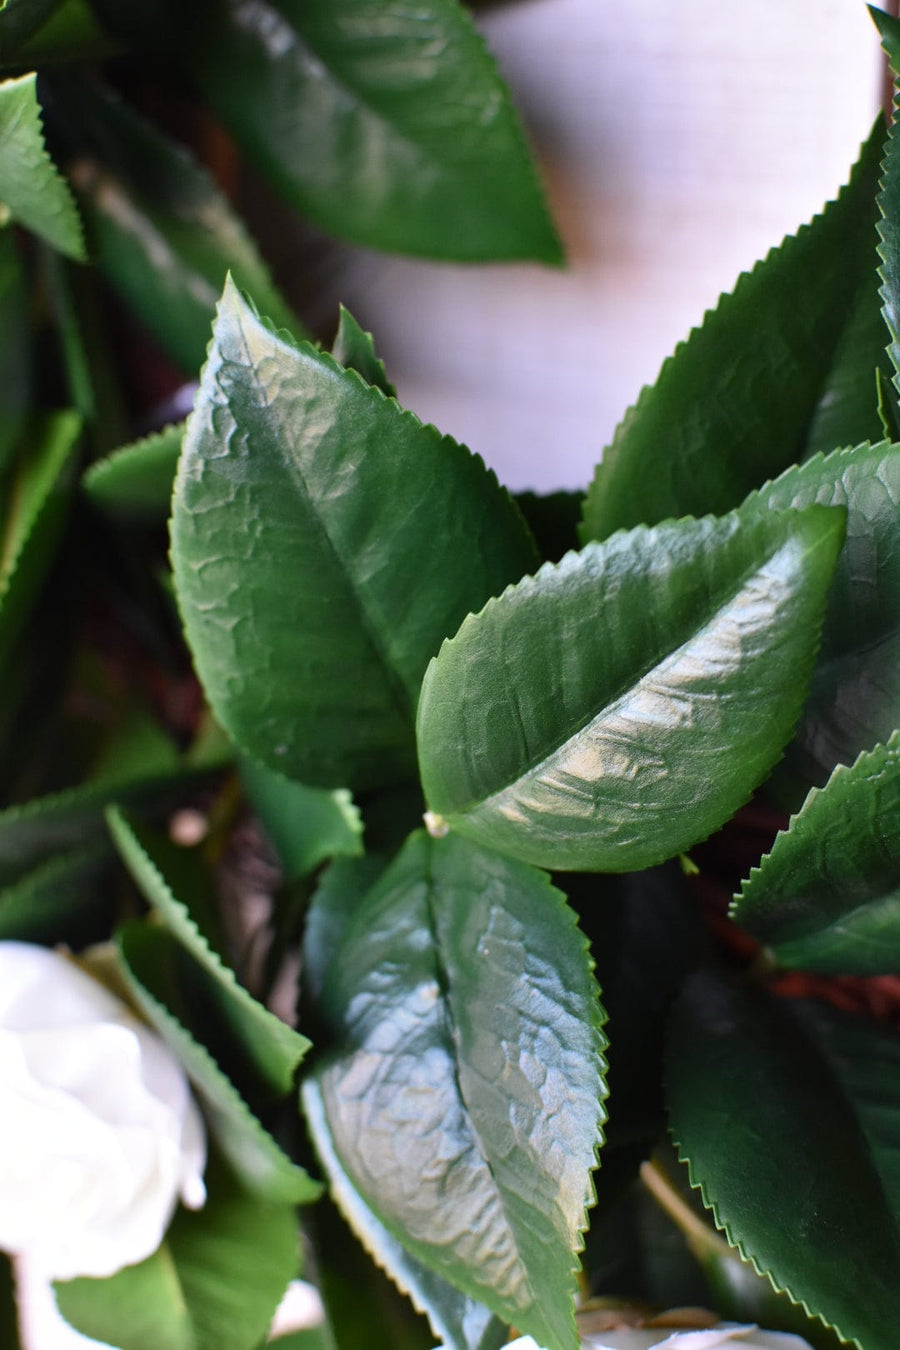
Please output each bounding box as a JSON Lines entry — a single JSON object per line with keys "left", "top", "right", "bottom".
{"left": 240, "top": 758, "right": 363, "bottom": 883}
{"left": 331, "top": 306, "right": 396, "bottom": 397}
{"left": 666, "top": 970, "right": 900, "bottom": 1350}
{"left": 56, "top": 1158, "right": 300, "bottom": 1350}
{"left": 171, "top": 279, "right": 538, "bottom": 790}
{"left": 732, "top": 732, "right": 900, "bottom": 973}
{"left": 83, "top": 421, "right": 183, "bottom": 519}
{"left": 108, "top": 805, "right": 310, "bottom": 1096}
{"left": 580, "top": 125, "right": 882, "bottom": 541}
{"left": 418, "top": 507, "right": 844, "bottom": 872}
{"left": 118, "top": 922, "right": 321, "bottom": 1204}
{"left": 304, "top": 1080, "right": 508, "bottom": 1350}
{"left": 307, "top": 831, "right": 606, "bottom": 1350}
{"left": 0, "top": 72, "right": 83, "bottom": 258}
{"left": 181, "top": 0, "right": 561, "bottom": 263}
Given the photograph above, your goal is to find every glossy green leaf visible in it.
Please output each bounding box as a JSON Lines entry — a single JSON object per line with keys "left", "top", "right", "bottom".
{"left": 171, "top": 279, "right": 538, "bottom": 790}
{"left": 0, "top": 410, "right": 81, "bottom": 669}
{"left": 0, "top": 73, "right": 83, "bottom": 258}
{"left": 580, "top": 125, "right": 882, "bottom": 541}
{"left": 0, "top": 229, "right": 29, "bottom": 471}
{"left": 304, "top": 1080, "right": 508, "bottom": 1350}
{"left": 108, "top": 805, "right": 310, "bottom": 1096}
{"left": 180, "top": 0, "right": 561, "bottom": 263}
{"left": 56, "top": 79, "right": 299, "bottom": 370}
{"left": 745, "top": 440, "right": 900, "bottom": 789}
{"left": 83, "top": 421, "right": 183, "bottom": 518}
{"left": 0, "top": 843, "right": 110, "bottom": 944}
{"left": 306, "top": 831, "right": 606, "bottom": 1350}
{"left": 56, "top": 1158, "right": 299, "bottom": 1350}
{"left": 418, "top": 507, "right": 844, "bottom": 872}
{"left": 118, "top": 922, "right": 320, "bottom": 1204}
{"left": 732, "top": 733, "right": 900, "bottom": 972}
{"left": 666, "top": 970, "right": 900, "bottom": 1350}
{"left": 331, "top": 306, "right": 395, "bottom": 397}
{"left": 240, "top": 758, "right": 363, "bottom": 883}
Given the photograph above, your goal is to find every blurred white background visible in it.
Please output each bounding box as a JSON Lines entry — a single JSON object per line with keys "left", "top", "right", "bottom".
{"left": 330, "top": 0, "right": 888, "bottom": 491}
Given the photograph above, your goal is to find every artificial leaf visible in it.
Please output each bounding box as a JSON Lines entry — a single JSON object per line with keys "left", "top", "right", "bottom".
{"left": 172, "top": 0, "right": 561, "bottom": 262}
{"left": 304, "top": 1080, "right": 508, "bottom": 1350}
{"left": 331, "top": 306, "right": 396, "bottom": 397}
{"left": 171, "top": 279, "right": 538, "bottom": 790}
{"left": 877, "top": 12, "right": 900, "bottom": 392}
{"left": 0, "top": 410, "right": 81, "bottom": 669}
{"left": 108, "top": 805, "right": 309, "bottom": 1096}
{"left": 0, "top": 229, "right": 32, "bottom": 472}
{"left": 418, "top": 507, "right": 844, "bottom": 872}
{"left": 301, "top": 856, "right": 387, "bottom": 1009}
{"left": 0, "top": 72, "right": 83, "bottom": 258}
{"left": 56, "top": 1158, "right": 300, "bottom": 1350}
{"left": 580, "top": 125, "right": 882, "bottom": 541}
{"left": 83, "top": 421, "right": 183, "bottom": 518}
{"left": 306, "top": 831, "right": 606, "bottom": 1350}
{"left": 666, "top": 970, "right": 900, "bottom": 1350}
{"left": 744, "top": 440, "right": 900, "bottom": 789}
{"left": 118, "top": 922, "right": 320, "bottom": 1204}
{"left": 240, "top": 758, "right": 362, "bottom": 883}
{"left": 53, "top": 78, "right": 299, "bottom": 370}
{"left": 732, "top": 733, "right": 900, "bottom": 973}
{"left": 0, "top": 843, "right": 110, "bottom": 944}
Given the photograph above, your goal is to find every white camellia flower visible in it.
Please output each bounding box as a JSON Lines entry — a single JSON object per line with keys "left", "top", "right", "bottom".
{"left": 0, "top": 941, "right": 206, "bottom": 1282}
{"left": 490, "top": 1328, "right": 814, "bottom": 1350}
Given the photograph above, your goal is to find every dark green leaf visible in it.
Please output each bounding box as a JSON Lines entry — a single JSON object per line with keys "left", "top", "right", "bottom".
{"left": 240, "top": 758, "right": 363, "bottom": 883}
{"left": 83, "top": 421, "right": 183, "bottom": 519}
{"left": 108, "top": 805, "right": 310, "bottom": 1095}
{"left": 171, "top": 279, "right": 538, "bottom": 790}
{"left": 15, "top": 0, "right": 118, "bottom": 66}
{"left": 304, "top": 1080, "right": 507, "bottom": 1350}
{"left": 179, "top": 0, "right": 561, "bottom": 262}
{"left": 666, "top": 970, "right": 900, "bottom": 1350}
{"left": 0, "top": 72, "right": 83, "bottom": 258}
{"left": 0, "top": 843, "right": 110, "bottom": 944}
{"left": 0, "top": 0, "right": 65, "bottom": 58}
{"left": 331, "top": 306, "right": 395, "bottom": 397}
{"left": 580, "top": 125, "right": 883, "bottom": 541}
{"left": 119, "top": 922, "right": 321, "bottom": 1204}
{"left": 0, "top": 230, "right": 32, "bottom": 472}
{"left": 306, "top": 831, "right": 606, "bottom": 1350}
{"left": 56, "top": 1158, "right": 300, "bottom": 1350}
{"left": 732, "top": 733, "right": 900, "bottom": 972}
{"left": 877, "top": 12, "right": 900, "bottom": 394}
{"left": 302, "top": 855, "right": 387, "bottom": 1008}
{"left": 55, "top": 78, "right": 299, "bottom": 370}
{"left": 418, "top": 507, "right": 844, "bottom": 872}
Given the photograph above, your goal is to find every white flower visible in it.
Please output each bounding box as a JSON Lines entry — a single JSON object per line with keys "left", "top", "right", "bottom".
{"left": 494, "top": 1328, "right": 814, "bottom": 1350}
{"left": 0, "top": 941, "right": 206, "bottom": 1282}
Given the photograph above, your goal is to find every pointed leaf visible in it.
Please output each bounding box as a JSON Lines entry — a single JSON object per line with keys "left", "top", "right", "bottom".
{"left": 877, "top": 14, "right": 900, "bottom": 392}
{"left": 304, "top": 1079, "right": 507, "bottom": 1350}
{"left": 83, "top": 421, "right": 183, "bottom": 519}
{"left": 581, "top": 125, "right": 883, "bottom": 541}
{"left": 108, "top": 806, "right": 309, "bottom": 1096}
{"left": 733, "top": 732, "right": 900, "bottom": 973}
{"left": 240, "top": 758, "right": 363, "bottom": 883}
{"left": 0, "top": 73, "right": 83, "bottom": 258}
{"left": 307, "top": 831, "right": 606, "bottom": 1350}
{"left": 331, "top": 307, "right": 395, "bottom": 397}
{"left": 418, "top": 507, "right": 844, "bottom": 872}
{"left": 745, "top": 440, "right": 900, "bottom": 788}
{"left": 118, "top": 922, "right": 321, "bottom": 1204}
{"left": 56, "top": 1159, "right": 300, "bottom": 1350}
{"left": 171, "top": 279, "right": 538, "bottom": 790}
{"left": 666, "top": 970, "right": 900, "bottom": 1350}
{"left": 175, "top": 0, "right": 560, "bottom": 263}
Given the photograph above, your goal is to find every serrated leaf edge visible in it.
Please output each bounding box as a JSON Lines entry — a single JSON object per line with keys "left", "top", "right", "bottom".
{"left": 82, "top": 419, "right": 185, "bottom": 506}
{"left": 0, "top": 72, "right": 85, "bottom": 260}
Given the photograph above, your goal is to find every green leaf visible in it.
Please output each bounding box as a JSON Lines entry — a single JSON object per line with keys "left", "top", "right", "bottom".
{"left": 306, "top": 831, "right": 606, "bottom": 1350}
{"left": 56, "top": 78, "right": 300, "bottom": 370}
{"left": 240, "top": 758, "right": 363, "bottom": 883}
{"left": 118, "top": 922, "right": 321, "bottom": 1204}
{"left": 331, "top": 306, "right": 396, "bottom": 397}
{"left": 418, "top": 507, "right": 844, "bottom": 872}
{"left": 873, "top": 5, "right": 900, "bottom": 77}
{"left": 304, "top": 1080, "right": 508, "bottom": 1350}
{"left": 0, "top": 843, "right": 110, "bottom": 944}
{"left": 580, "top": 124, "right": 883, "bottom": 541}
{"left": 302, "top": 856, "right": 387, "bottom": 1008}
{"left": 0, "top": 410, "right": 81, "bottom": 670}
{"left": 0, "top": 229, "right": 29, "bottom": 471}
{"left": 108, "top": 805, "right": 310, "bottom": 1096}
{"left": 0, "top": 72, "right": 83, "bottom": 258}
{"left": 171, "top": 279, "right": 538, "bottom": 790}
{"left": 83, "top": 421, "right": 183, "bottom": 519}
{"left": 877, "top": 13, "right": 900, "bottom": 396}
{"left": 744, "top": 440, "right": 900, "bottom": 789}
{"left": 732, "top": 732, "right": 900, "bottom": 973}
{"left": 56, "top": 1158, "right": 300, "bottom": 1350}
{"left": 0, "top": 0, "right": 65, "bottom": 58}
{"left": 179, "top": 0, "right": 561, "bottom": 263}
{"left": 666, "top": 970, "right": 900, "bottom": 1350}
